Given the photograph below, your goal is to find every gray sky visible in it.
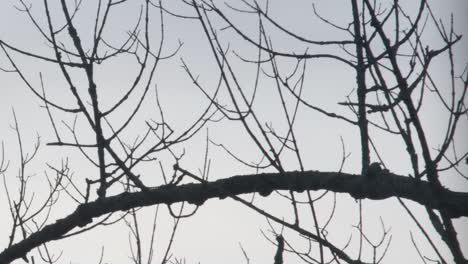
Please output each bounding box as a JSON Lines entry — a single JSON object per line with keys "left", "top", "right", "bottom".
{"left": 0, "top": 0, "right": 467, "bottom": 263}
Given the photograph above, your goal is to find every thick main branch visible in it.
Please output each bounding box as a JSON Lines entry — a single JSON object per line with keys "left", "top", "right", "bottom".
{"left": 1, "top": 170, "right": 466, "bottom": 263}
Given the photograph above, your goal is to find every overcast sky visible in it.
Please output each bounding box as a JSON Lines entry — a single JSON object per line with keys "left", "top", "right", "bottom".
{"left": 0, "top": 0, "right": 467, "bottom": 263}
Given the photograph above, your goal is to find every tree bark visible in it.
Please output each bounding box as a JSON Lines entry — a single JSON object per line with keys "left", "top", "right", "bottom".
{"left": 1, "top": 169, "right": 466, "bottom": 263}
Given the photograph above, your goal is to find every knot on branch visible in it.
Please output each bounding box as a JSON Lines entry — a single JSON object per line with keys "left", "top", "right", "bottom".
{"left": 187, "top": 183, "right": 208, "bottom": 206}
{"left": 75, "top": 205, "right": 93, "bottom": 227}
{"left": 257, "top": 174, "right": 276, "bottom": 197}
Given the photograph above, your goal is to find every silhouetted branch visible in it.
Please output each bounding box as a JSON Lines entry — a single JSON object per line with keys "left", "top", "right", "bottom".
{"left": 1, "top": 167, "right": 466, "bottom": 263}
